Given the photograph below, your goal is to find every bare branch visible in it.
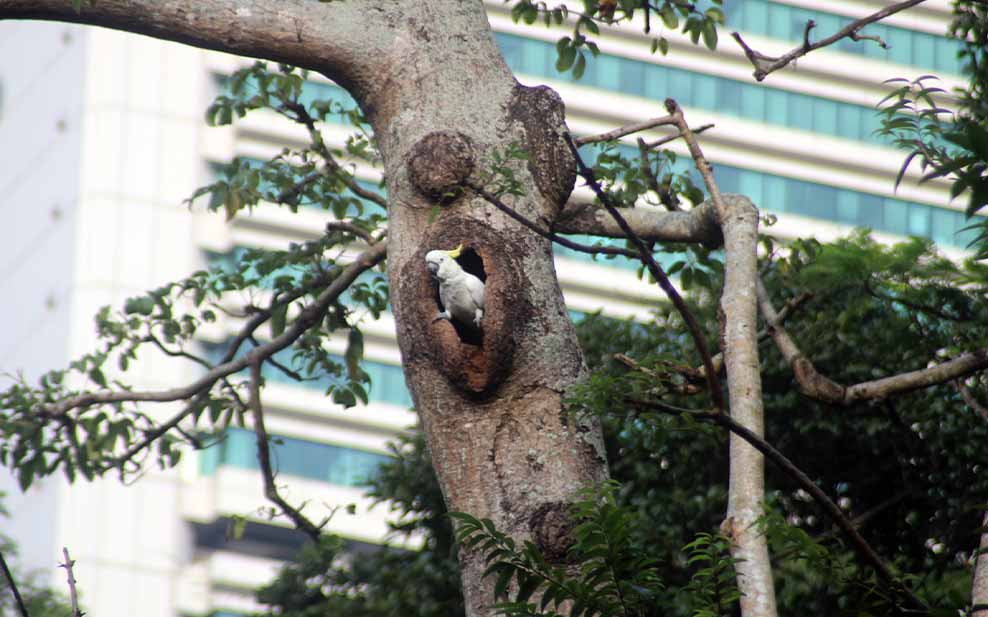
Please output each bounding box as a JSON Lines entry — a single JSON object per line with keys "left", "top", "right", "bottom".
{"left": 641, "top": 123, "right": 714, "bottom": 150}
{"left": 325, "top": 221, "right": 378, "bottom": 245}
{"left": 628, "top": 398, "right": 929, "bottom": 613}
{"left": 974, "top": 510, "right": 988, "bottom": 614}
{"left": 574, "top": 114, "right": 676, "bottom": 146}
{"left": 958, "top": 381, "right": 988, "bottom": 422}
{"left": 59, "top": 548, "right": 82, "bottom": 617}
{"left": 555, "top": 199, "right": 723, "bottom": 248}
{"left": 664, "top": 98, "right": 777, "bottom": 615}
{"left": 36, "top": 242, "right": 386, "bottom": 418}
{"left": 0, "top": 0, "right": 380, "bottom": 84}
{"left": 467, "top": 183, "right": 639, "bottom": 258}
{"left": 731, "top": 0, "right": 927, "bottom": 81}
{"left": 563, "top": 131, "right": 727, "bottom": 413}
{"left": 0, "top": 550, "right": 30, "bottom": 617}
{"left": 757, "top": 279, "right": 988, "bottom": 405}
{"left": 248, "top": 360, "right": 324, "bottom": 541}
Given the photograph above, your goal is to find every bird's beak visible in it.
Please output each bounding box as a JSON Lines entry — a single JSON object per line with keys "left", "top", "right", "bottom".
{"left": 427, "top": 261, "right": 439, "bottom": 276}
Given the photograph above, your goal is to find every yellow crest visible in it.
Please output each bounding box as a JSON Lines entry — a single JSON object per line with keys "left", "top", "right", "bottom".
{"left": 444, "top": 244, "right": 464, "bottom": 259}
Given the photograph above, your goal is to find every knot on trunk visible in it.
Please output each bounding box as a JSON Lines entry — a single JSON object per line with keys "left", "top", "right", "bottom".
{"left": 529, "top": 501, "right": 576, "bottom": 562}
{"left": 508, "top": 85, "right": 576, "bottom": 211}
{"left": 407, "top": 131, "right": 475, "bottom": 202}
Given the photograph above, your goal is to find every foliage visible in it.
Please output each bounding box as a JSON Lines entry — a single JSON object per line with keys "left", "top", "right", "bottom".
{"left": 877, "top": 0, "right": 988, "bottom": 258}
{"left": 507, "top": 1, "right": 724, "bottom": 79}
{"left": 254, "top": 430, "right": 464, "bottom": 617}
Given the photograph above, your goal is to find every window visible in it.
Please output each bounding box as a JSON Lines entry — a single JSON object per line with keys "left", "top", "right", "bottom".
{"left": 200, "top": 427, "right": 390, "bottom": 487}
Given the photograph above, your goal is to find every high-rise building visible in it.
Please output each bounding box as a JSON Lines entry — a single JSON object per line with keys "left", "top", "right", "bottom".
{"left": 0, "top": 2, "right": 966, "bottom": 615}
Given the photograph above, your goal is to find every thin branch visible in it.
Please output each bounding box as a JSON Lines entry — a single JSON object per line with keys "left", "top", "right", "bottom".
{"left": 757, "top": 278, "right": 988, "bottom": 405}
{"left": 628, "top": 398, "right": 929, "bottom": 613}
{"left": 325, "top": 220, "right": 376, "bottom": 245}
{"left": 59, "top": 548, "right": 82, "bottom": 617}
{"left": 574, "top": 114, "right": 676, "bottom": 145}
{"left": 973, "top": 510, "right": 988, "bottom": 614}
{"left": 957, "top": 381, "right": 988, "bottom": 422}
{"left": 35, "top": 242, "right": 386, "bottom": 417}
{"left": 280, "top": 100, "right": 388, "bottom": 210}
{"left": 731, "top": 0, "right": 927, "bottom": 81}
{"left": 248, "top": 360, "right": 324, "bottom": 541}
{"left": 642, "top": 123, "right": 714, "bottom": 150}
{"left": 637, "top": 138, "right": 680, "bottom": 212}
{"left": 0, "top": 550, "right": 30, "bottom": 617}
{"left": 467, "top": 182, "right": 639, "bottom": 258}
{"left": 563, "top": 131, "right": 726, "bottom": 412}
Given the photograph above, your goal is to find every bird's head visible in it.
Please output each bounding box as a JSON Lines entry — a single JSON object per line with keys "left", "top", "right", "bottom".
{"left": 425, "top": 244, "right": 463, "bottom": 277}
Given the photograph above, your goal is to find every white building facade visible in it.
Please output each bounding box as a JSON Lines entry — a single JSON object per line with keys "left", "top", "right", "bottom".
{"left": 0, "top": 2, "right": 967, "bottom": 615}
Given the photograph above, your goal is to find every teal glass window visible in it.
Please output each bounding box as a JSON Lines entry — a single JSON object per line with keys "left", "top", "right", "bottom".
{"left": 201, "top": 340, "right": 413, "bottom": 408}
{"left": 495, "top": 32, "right": 897, "bottom": 147}
{"left": 199, "top": 427, "right": 389, "bottom": 487}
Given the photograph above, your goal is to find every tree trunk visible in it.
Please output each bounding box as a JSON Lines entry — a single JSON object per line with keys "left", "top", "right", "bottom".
{"left": 0, "top": 1, "right": 610, "bottom": 614}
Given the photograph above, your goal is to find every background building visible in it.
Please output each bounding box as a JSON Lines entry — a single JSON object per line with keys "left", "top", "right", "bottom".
{"left": 0, "top": 2, "right": 966, "bottom": 615}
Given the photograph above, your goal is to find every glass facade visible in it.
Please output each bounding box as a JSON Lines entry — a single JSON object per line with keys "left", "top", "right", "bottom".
{"left": 724, "top": 0, "right": 962, "bottom": 75}
{"left": 495, "top": 32, "right": 891, "bottom": 146}
{"left": 199, "top": 426, "right": 389, "bottom": 487}
{"left": 201, "top": 340, "right": 413, "bottom": 408}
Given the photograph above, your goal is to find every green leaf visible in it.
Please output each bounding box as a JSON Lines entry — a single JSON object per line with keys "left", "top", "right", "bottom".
{"left": 270, "top": 302, "right": 288, "bottom": 338}
{"left": 573, "top": 52, "right": 587, "bottom": 80}
{"left": 124, "top": 296, "right": 155, "bottom": 316}
{"left": 556, "top": 44, "right": 577, "bottom": 73}
{"left": 702, "top": 21, "right": 718, "bottom": 50}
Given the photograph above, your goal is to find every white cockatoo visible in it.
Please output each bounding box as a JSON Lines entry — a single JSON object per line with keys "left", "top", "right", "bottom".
{"left": 425, "top": 244, "right": 485, "bottom": 328}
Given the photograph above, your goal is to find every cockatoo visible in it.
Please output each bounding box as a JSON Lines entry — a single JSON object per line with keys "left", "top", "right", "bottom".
{"left": 425, "top": 244, "right": 485, "bottom": 328}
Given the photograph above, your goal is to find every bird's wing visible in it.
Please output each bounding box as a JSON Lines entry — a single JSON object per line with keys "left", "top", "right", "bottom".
{"left": 466, "top": 275, "right": 485, "bottom": 309}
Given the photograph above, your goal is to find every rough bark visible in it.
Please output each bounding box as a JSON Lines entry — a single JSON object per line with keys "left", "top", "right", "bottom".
{"left": 975, "top": 510, "right": 988, "bottom": 614}
{"left": 0, "top": 2, "right": 609, "bottom": 614}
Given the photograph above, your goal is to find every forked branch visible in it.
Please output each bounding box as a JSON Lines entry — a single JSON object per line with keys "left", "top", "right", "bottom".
{"left": 732, "top": 0, "right": 927, "bottom": 81}
{"left": 756, "top": 279, "right": 988, "bottom": 405}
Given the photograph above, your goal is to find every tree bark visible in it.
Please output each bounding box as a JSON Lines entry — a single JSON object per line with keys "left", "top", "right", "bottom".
{"left": 0, "top": 2, "right": 609, "bottom": 614}
{"left": 975, "top": 510, "right": 988, "bottom": 615}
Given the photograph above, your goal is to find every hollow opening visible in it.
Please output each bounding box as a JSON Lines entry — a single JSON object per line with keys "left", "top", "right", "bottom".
{"left": 431, "top": 247, "right": 486, "bottom": 346}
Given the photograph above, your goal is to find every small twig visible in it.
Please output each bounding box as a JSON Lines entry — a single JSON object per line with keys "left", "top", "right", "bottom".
{"left": 731, "top": 0, "right": 927, "bottom": 81}
{"left": 637, "top": 138, "right": 681, "bottom": 212}
{"left": 59, "top": 548, "right": 82, "bottom": 617}
{"left": 642, "top": 123, "right": 714, "bottom": 150}
{"left": 564, "top": 131, "right": 726, "bottom": 412}
{"left": 248, "top": 360, "right": 325, "bottom": 541}
{"left": 574, "top": 114, "right": 676, "bottom": 146}
{"left": 325, "top": 220, "right": 376, "bottom": 245}
{"left": 628, "top": 398, "right": 929, "bottom": 613}
{"left": 0, "top": 550, "right": 31, "bottom": 617}
{"left": 467, "top": 182, "right": 638, "bottom": 258}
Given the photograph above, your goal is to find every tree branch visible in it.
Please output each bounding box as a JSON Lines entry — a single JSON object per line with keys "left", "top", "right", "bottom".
{"left": 248, "top": 360, "right": 325, "bottom": 541}
{"left": 731, "top": 0, "right": 927, "bottom": 81}
{"left": 564, "top": 131, "right": 727, "bottom": 413}
{"left": 35, "top": 242, "right": 386, "bottom": 417}
{"left": 627, "top": 398, "right": 929, "bottom": 613}
{"left": 467, "top": 182, "right": 639, "bottom": 258}
{"left": 663, "top": 98, "right": 777, "bottom": 615}
{"left": 974, "top": 510, "right": 988, "bottom": 614}
{"left": 757, "top": 278, "right": 988, "bottom": 405}
{"left": 0, "top": 550, "right": 30, "bottom": 617}
{"left": 574, "top": 114, "right": 676, "bottom": 146}
{"left": 59, "top": 548, "right": 82, "bottom": 617}
{"left": 555, "top": 199, "right": 723, "bottom": 248}
{"left": 0, "top": 0, "right": 379, "bottom": 85}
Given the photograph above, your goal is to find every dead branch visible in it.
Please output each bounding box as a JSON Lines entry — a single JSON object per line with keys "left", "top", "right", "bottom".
{"left": 664, "top": 98, "right": 776, "bottom": 616}
{"left": 0, "top": 550, "right": 30, "bottom": 617}
{"left": 731, "top": 0, "right": 927, "bottom": 81}
{"left": 59, "top": 548, "right": 82, "bottom": 617}
{"left": 628, "top": 397, "right": 928, "bottom": 613}
{"left": 574, "top": 114, "right": 676, "bottom": 145}
{"left": 248, "top": 360, "right": 325, "bottom": 541}
{"left": 467, "top": 182, "right": 639, "bottom": 258}
{"left": 974, "top": 510, "right": 988, "bottom": 614}
{"left": 554, "top": 199, "right": 723, "bottom": 248}
{"left": 564, "top": 131, "right": 727, "bottom": 413}
{"left": 756, "top": 279, "right": 988, "bottom": 405}
{"left": 35, "top": 242, "right": 386, "bottom": 418}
